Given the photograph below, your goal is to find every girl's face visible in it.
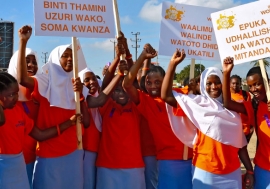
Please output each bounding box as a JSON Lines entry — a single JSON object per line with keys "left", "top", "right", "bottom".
{"left": 230, "top": 78, "right": 241, "bottom": 93}
{"left": 112, "top": 81, "right": 129, "bottom": 106}
{"left": 26, "top": 55, "right": 38, "bottom": 76}
{"left": 145, "top": 71, "right": 163, "bottom": 98}
{"left": 60, "top": 48, "right": 73, "bottom": 72}
{"left": 205, "top": 75, "right": 222, "bottom": 98}
{"left": 83, "top": 72, "right": 99, "bottom": 95}
{"left": 247, "top": 73, "right": 266, "bottom": 102}
{"left": 0, "top": 83, "right": 19, "bottom": 109}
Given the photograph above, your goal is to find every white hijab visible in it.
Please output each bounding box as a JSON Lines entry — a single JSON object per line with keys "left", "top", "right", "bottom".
{"left": 79, "top": 68, "right": 102, "bottom": 132}
{"left": 166, "top": 67, "right": 246, "bottom": 148}
{"left": 35, "top": 45, "right": 88, "bottom": 110}
{"left": 8, "top": 48, "right": 41, "bottom": 101}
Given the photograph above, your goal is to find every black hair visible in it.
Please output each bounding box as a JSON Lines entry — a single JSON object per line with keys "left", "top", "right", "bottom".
{"left": 0, "top": 72, "right": 17, "bottom": 93}
{"left": 230, "top": 74, "right": 242, "bottom": 83}
{"left": 145, "top": 65, "right": 165, "bottom": 78}
{"left": 246, "top": 66, "right": 269, "bottom": 80}
{"left": 183, "top": 77, "right": 190, "bottom": 86}
{"left": 140, "top": 65, "right": 165, "bottom": 93}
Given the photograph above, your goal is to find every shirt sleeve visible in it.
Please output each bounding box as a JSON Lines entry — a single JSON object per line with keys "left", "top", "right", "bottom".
{"left": 98, "top": 98, "right": 112, "bottom": 116}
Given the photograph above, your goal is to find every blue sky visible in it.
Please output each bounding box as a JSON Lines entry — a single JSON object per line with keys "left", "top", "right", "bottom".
{"left": 1, "top": 0, "right": 263, "bottom": 79}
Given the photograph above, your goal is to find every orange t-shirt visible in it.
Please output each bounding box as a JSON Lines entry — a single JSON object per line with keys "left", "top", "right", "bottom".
{"left": 140, "top": 115, "right": 156, "bottom": 156}
{"left": 231, "top": 90, "right": 251, "bottom": 135}
{"left": 30, "top": 78, "right": 77, "bottom": 158}
{"left": 0, "top": 104, "right": 33, "bottom": 154}
{"left": 96, "top": 98, "right": 144, "bottom": 168}
{"left": 244, "top": 101, "right": 270, "bottom": 171}
{"left": 83, "top": 108, "right": 101, "bottom": 153}
{"left": 193, "top": 130, "right": 240, "bottom": 174}
{"left": 137, "top": 90, "right": 193, "bottom": 160}
{"left": 18, "top": 101, "right": 39, "bottom": 164}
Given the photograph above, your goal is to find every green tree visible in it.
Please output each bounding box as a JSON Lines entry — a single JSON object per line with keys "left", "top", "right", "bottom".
{"left": 250, "top": 58, "right": 270, "bottom": 67}
{"left": 177, "top": 64, "right": 205, "bottom": 83}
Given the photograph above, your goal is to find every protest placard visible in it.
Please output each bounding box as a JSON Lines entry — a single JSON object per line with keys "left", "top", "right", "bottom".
{"left": 34, "top": 0, "right": 115, "bottom": 38}
{"left": 211, "top": 0, "right": 270, "bottom": 64}
{"left": 159, "top": 2, "right": 220, "bottom": 61}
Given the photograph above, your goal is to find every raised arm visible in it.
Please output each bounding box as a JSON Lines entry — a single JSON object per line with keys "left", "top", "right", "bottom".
{"left": 161, "top": 50, "right": 186, "bottom": 108}
{"left": 30, "top": 114, "right": 81, "bottom": 141}
{"left": 123, "top": 44, "right": 157, "bottom": 105}
{"left": 101, "top": 37, "right": 125, "bottom": 90}
{"left": 17, "top": 25, "right": 35, "bottom": 91}
{"left": 87, "top": 60, "right": 128, "bottom": 108}
{"left": 222, "top": 57, "right": 247, "bottom": 114}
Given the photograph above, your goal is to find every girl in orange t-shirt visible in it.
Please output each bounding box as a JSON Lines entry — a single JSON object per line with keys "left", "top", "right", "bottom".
{"left": 223, "top": 59, "right": 270, "bottom": 189}
{"left": 230, "top": 75, "right": 253, "bottom": 142}
{"left": 8, "top": 47, "right": 40, "bottom": 189}
{"left": 123, "top": 45, "right": 193, "bottom": 189}
{"left": 161, "top": 51, "right": 253, "bottom": 189}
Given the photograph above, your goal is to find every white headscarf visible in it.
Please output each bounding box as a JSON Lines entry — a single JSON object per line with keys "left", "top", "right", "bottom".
{"left": 8, "top": 48, "right": 41, "bottom": 101}
{"left": 35, "top": 45, "right": 88, "bottom": 110}
{"left": 166, "top": 67, "right": 246, "bottom": 148}
{"left": 79, "top": 68, "right": 102, "bottom": 132}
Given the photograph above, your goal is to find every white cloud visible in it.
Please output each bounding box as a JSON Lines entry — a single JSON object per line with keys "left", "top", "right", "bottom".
{"left": 87, "top": 39, "right": 115, "bottom": 52}
{"left": 139, "top": 0, "right": 162, "bottom": 23}
{"left": 121, "top": 15, "right": 132, "bottom": 24}
{"left": 174, "top": 0, "right": 240, "bottom": 9}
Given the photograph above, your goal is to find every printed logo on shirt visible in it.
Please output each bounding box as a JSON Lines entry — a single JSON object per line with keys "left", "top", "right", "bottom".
{"left": 16, "top": 120, "right": 26, "bottom": 127}
{"left": 122, "top": 108, "right": 132, "bottom": 113}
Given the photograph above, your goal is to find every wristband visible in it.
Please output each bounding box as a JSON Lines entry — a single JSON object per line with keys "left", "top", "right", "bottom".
{"left": 56, "top": 124, "right": 61, "bottom": 135}
{"left": 80, "top": 94, "right": 85, "bottom": 102}
{"left": 246, "top": 170, "right": 254, "bottom": 175}
{"left": 117, "top": 71, "right": 124, "bottom": 76}
{"left": 142, "top": 67, "right": 149, "bottom": 71}
{"left": 126, "top": 54, "right": 132, "bottom": 60}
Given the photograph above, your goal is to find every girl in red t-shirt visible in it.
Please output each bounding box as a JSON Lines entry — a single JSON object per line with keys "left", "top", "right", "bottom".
{"left": 223, "top": 58, "right": 270, "bottom": 189}
{"left": 123, "top": 45, "right": 193, "bottom": 189}
{"left": 0, "top": 72, "right": 80, "bottom": 189}
{"left": 8, "top": 47, "right": 40, "bottom": 189}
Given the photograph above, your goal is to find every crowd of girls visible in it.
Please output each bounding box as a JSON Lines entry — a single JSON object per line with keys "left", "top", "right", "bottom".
{"left": 0, "top": 24, "right": 269, "bottom": 189}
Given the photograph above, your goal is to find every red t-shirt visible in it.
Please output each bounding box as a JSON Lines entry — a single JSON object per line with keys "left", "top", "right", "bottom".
{"left": 193, "top": 130, "right": 240, "bottom": 174}
{"left": 83, "top": 108, "right": 101, "bottom": 152}
{"left": 18, "top": 101, "right": 39, "bottom": 164}
{"left": 231, "top": 90, "right": 251, "bottom": 135}
{"left": 0, "top": 104, "right": 33, "bottom": 154}
{"left": 140, "top": 115, "right": 156, "bottom": 156}
{"left": 137, "top": 90, "right": 193, "bottom": 160}
{"left": 244, "top": 101, "right": 270, "bottom": 170}
{"left": 30, "top": 78, "right": 77, "bottom": 158}
{"left": 96, "top": 98, "right": 144, "bottom": 168}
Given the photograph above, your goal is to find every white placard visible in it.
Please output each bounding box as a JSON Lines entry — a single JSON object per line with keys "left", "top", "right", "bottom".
{"left": 211, "top": 1, "right": 270, "bottom": 65}
{"left": 159, "top": 2, "right": 220, "bottom": 61}
{"left": 34, "top": 0, "right": 115, "bottom": 38}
